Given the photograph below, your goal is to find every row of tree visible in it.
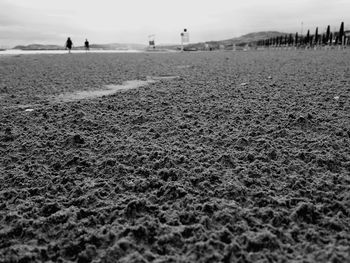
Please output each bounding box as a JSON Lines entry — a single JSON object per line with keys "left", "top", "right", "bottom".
{"left": 255, "top": 22, "right": 349, "bottom": 47}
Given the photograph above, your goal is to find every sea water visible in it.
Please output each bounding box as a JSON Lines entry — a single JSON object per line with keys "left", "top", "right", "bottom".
{"left": 0, "top": 49, "right": 144, "bottom": 56}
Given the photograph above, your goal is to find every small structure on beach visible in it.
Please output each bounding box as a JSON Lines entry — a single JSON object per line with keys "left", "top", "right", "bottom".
{"left": 180, "top": 29, "right": 190, "bottom": 51}
{"left": 148, "top": 35, "right": 156, "bottom": 49}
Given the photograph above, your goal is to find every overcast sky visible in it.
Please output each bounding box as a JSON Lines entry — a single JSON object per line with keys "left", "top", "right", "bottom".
{"left": 0, "top": 0, "right": 349, "bottom": 47}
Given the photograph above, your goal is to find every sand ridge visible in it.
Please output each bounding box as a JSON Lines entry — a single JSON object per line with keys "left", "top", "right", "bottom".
{"left": 53, "top": 76, "right": 179, "bottom": 103}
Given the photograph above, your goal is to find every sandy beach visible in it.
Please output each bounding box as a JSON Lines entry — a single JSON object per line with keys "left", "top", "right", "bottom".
{"left": 1, "top": 50, "right": 350, "bottom": 262}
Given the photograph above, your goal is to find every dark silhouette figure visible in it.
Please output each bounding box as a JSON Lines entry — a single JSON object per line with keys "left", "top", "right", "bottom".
{"left": 84, "top": 39, "right": 89, "bottom": 51}
{"left": 65, "top": 37, "right": 73, "bottom": 53}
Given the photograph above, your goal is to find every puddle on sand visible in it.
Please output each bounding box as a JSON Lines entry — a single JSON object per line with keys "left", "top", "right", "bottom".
{"left": 55, "top": 75, "right": 179, "bottom": 102}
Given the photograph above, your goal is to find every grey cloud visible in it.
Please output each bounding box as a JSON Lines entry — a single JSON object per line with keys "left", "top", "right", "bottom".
{"left": 0, "top": 1, "right": 84, "bottom": 46}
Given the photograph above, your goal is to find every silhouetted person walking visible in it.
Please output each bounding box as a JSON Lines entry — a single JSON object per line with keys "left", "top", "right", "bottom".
{"left": 65, "top": 37, "right": 73, "bottom": 53}
{"left": 84, "top": 39, "right": 90, "bottom": 51}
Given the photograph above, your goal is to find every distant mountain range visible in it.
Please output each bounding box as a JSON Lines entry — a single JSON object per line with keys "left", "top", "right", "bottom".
{"left": 158, "top": 31, "right": 288, "bottom": 50}
{"left": 13, "top": 43, "right": 147, "bottom": 50}
{"left": 12, "top": 32, "right": 288, "bottom": 51}
{"left": 223, "top": 31, "right": 289, "bottom": 45}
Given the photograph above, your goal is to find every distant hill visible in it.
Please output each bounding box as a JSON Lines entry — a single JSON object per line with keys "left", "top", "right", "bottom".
{"left": 87, "top": 43, "right": 147, "bottom": 50}
{"left": 225, "top": 31, "right": 289, "bottom": 44}
{"left": 158, "top": 31, "right": 289, "bottom": 50}
{"left": 13, "top": 43, "right": 147, "bottom": 50}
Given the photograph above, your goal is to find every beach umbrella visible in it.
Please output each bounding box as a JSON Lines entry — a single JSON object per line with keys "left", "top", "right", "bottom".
{"left": 339, "top": 22, "right": 344, "bottom": 44}
{"left": 288, "top": 34, "right": 293, "bottom": 45}
{"left": 326, "top": 25, "right": 330, "bottom": 44}
{"left": 305, "top": 30, "right": 310, "bottom": 45}
{"left": 329, "top": 32, "right": 333, "bottom": 45}
{"left": 314, "top": 27, "right": 319, "bottom": 45}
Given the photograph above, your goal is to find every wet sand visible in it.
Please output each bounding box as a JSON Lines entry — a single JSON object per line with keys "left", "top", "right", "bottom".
{"left": 1, "top": 50, "right": 350, "bottom": 262}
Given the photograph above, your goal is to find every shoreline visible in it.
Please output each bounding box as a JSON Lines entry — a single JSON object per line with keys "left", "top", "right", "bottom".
{"left": 0, "top": 49, "right": 179, "bottom": 56}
